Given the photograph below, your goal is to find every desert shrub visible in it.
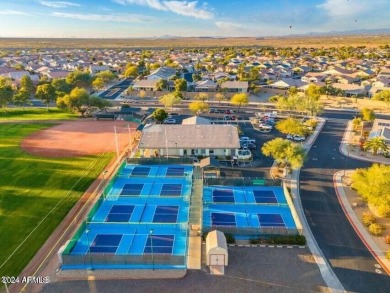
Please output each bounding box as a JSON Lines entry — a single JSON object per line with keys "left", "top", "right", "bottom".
{"left": 267, "top": 235, "right": 306, "bottom": 245}
{"left": 385, "top": 235, "right": 390, "bottom": 245}
{"left": 249, "top": 238, "right": 260, "bottom": 244}
{"left": 305, "top": 118, "right": 318, "bottom": 129}
{"left": 224, "top": 233, "right": 235, "bottom": 244}
{"left": 368, "top": 223, "right": 384, "bottom": 236}
{"left": 362, "top": 212, "right": 376, "bottom": 226}
{"left": 377, "top": 205, "right": 390, "bottom": 218}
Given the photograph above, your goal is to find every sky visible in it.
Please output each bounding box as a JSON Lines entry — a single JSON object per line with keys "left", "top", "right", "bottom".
{"left": 0, "top": 0, "right": 389, "bottom": 38}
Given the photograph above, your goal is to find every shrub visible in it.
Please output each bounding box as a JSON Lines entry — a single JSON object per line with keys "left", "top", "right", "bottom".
{"left": 387, "top": 250, "right": 390, "bottom": 260}
{"left": 305, "top": 119, "right": 318, "bottom": 129}
{"left": 377, "top": 205, "right": 390, "bottom": 218}
{"left": 385, "top": 235, "right": 390, "bottom": 245}
{"left": 249, "top": 238, "right": 260, "bottom": 244}
{"left": 362, "top": 212, "right": 376, "bottom": 226}
{"left": 369, "top": 223, "right": 384, "bottom": 236}
{"left": 267, "top": 234, "right": 306, "bottom": 245}
{"left": 224, "top": 233, "right": 235, "bottom": 244}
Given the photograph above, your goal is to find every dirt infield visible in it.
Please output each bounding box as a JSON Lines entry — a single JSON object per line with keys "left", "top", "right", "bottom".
{"left": 21, "top": 120, "right": 138, "bottom": 157}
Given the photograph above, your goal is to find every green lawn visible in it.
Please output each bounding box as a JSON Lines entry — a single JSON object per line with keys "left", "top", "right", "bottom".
{"left": 0, "top": 123, "right": 113, "bottom": 278}
{"left": 0, "top": 108, "right": 78, "bottom": 121}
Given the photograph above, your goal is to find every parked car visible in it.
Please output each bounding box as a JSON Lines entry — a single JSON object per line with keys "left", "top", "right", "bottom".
{"left": 163, "top": 118, "right": 176, "bottom": 124}
{"left": 237, "top": 149, "right": 252, "bottom": 160}
{"left": 224, "top": 109, "right": 232, "bottom": 114}
{"left": 209, "top": 108, "right": 217, "bottom": 113}
{"left": 259, "top": 123, "right": 273, "bottom": 130}
{"left": 287, "top": 134, "right": 306, "bottom": 142}
{"left": 239, "top": 136, "right": 256, "bottom": 143}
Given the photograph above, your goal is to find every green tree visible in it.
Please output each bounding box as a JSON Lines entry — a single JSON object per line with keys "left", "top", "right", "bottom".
{"left": 194, "top": 92, "right": 209, "bottom": 102}
{"left": 35, "top": 83, "right": 56, "bottom": 110}
{"left": 261, "top": 138, "right": 306, "bottom": 170}
{"left": 0, "top": 83, "right": 14, "bottom": 112}
{"left": 66, "top": 71, "right": 92, "bottom": 88}
{"left": 302, "top": 95, "right": 324, "bottom": 116}
{"left": 155, "top": 78, "right": 168, "bottom": 91}
{"left": 51, "top": 78, "right": 72, "bottom": 96}
{"left": 20, "top": 75, "right": 34, "bottom": 95}
{"left": 13, "top": 87, "right": 31, "bottom": 110}
{"left": 373, "top": 90, "right": 390, "bottom": 108}
{"left": 214, "top": 92, "right": 226, "bottom": 104}
{"left": 364, "top": 137, "right": 389, "bottom": 155}
{"left": 192, "top": 73, "right": 201, "bottom": 82}
{"left": 159, "top": 93, "right": 182, "bottom": 108}
{"left": 152, "top": 108, "right": 168, "bottom": 124}
{"left": 92, "top": 77, "right": 105, "bottom": 90}
{"left": 276, "top": 118, "right": 311, "bottom": 136}
{"left": 288, "top": 86, "right": 298, "bottom": 96}
{"left": 361, "top": 108, "right": 375, "bottom": 122}
{"left": 249, "top": 67, "right": 259, "bottom": 81}
{"left": 57, "top": 87, "right": 109, "bottom": 116}
{"left": 95, "top": 70, "right": 116, "bottom": 83}
{"left": 230, "top": 93, "right": 249, "bottom": 112}
{"left": 305, "top": 84, "right": 321, "bottom": 100}
{"left": 124, "top": 65, "right": 138, "bottom": 78}
{"left": 174, "top": 78, "right": 187, "bottom": 92}
{"left": 351, "top": 164, "right": 390, "bottom": 217}
{"left": 188, "top": 101, "right": 209, "bottom": 115}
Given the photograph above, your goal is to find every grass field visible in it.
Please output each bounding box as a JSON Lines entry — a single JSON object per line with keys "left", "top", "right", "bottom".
{"left": 0, "top": 123, "right": 113, "bottom": 278}
{"left": 0, "top": 108, "right": 77, "bottom": 121}
{"left": 0, "top": 35, "right": 389, "bottom": 49}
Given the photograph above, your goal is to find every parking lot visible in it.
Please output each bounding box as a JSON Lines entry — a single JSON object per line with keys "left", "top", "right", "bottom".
{"left": 42, "top": 247, "right": 328, "bottom": 293}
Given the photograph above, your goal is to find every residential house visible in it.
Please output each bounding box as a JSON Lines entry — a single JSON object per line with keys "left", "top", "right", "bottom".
{"left": 301, "top": 72, "right": 326, "bottom": 83}
{"left": 90, "top": 65, "right": 110, "bottom": 75}
{"left": 368, "top": 119, "right": 390, "bottom": 152}
{"left": 332, "top": 83, "right": 367, "bottom": 96}
{"left": 132, "top": 79, "right": 158, "bottom": 91}
{"left": 194, "top": 80, "right": 218, "bottom": 92}
{"left": 147, "top": 67, "right": 177, "bottom": 81}
{"left": 220, "top": 81, "right": 248, "bottom": 93}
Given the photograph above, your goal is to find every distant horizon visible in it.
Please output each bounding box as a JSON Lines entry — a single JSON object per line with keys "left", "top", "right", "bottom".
{"left": 0, "top": 0, "right": 389, "bottom": 38}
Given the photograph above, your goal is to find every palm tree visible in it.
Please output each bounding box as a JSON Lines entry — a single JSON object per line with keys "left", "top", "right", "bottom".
{"left": 364, "top": 137, "right": 389, "bottom": 155}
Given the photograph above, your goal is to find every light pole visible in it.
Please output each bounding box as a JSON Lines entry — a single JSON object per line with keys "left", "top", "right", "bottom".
{"left": 86, "top": 229, "right": 93, "bottom": 270}
{"left": 102, "top": 170, "right": 108, "bottom": 198}
{"left": 149, "top": 229, "right": 154, "bottom": 271}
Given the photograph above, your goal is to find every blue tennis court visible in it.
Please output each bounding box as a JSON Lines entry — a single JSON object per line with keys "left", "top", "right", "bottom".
{"left": 120, "top": 183, "right": 144, "bottom": 196}
{"left": 211, "top": 212, "right": 236, "bottom": 226}
{"left": 144, "top": 235, "right": 175, "bottom": 254}
{"left": 166, "top": 167, "right": 185, "bottom": 177}
{"left": 105, "top": 205, "right": 135, "bottom": 222}
{"left": 213, "top": 189, "right": 235, "bottom": 203}
{"left": 258, "top": 214, "right": 285, "bottom": 227}
{"left": 253, "top": 190, "right": 278, "bottom": 204}
{"left": 131, "top": 166, "right": 151, "bottom": 176}
{"left": 153, "top": 206, "right": 179, "bottom": 223}
{"left": 160, "top": 184, "right": 182, "bottom": 197}
{"left": 89, "top": 234, "right": 122, "bottom": 253}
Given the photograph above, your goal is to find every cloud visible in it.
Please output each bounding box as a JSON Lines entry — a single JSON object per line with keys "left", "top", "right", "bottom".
{"left": 0, "top": 10, "right": 32, "bottom": 15}
{"left": 215, "top": 21, "right": 243, "bottom": 30}
{"left": 317, "top": 0, "right": 387, "bottom": 17}
{"left": 52, "top": 12, "right": 154, "bottom": 23}
{"left": 40, "top": 1, "right": 81, "bottom": 8}
{"left": 113, "top": 0, "right": 214, "bottom": 19}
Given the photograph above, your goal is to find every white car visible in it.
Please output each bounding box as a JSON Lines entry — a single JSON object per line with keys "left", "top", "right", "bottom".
{"left": 163, "top": 118, "right": 176, "bottom": 124}
{"left": 237, "top": 149, "right": 252, "bottom": 160}
{"left": 258, "top": 123, "right": 273, "bottom": 130}
{"left": 287, "top": 134, "right": 306, "bottom": 142}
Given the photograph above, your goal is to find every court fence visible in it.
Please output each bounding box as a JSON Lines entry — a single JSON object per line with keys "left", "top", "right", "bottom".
{"left": 62, "top": 253, "right": 186, "bottom": 267}
{"left": 127, "top": 157, "right": 194, "bottom": 165}
{"left": 202, "top": 225, "right": 303, "bottom": 236}
{"left": 204, "top": 177, "right": 282, "bottom": 187}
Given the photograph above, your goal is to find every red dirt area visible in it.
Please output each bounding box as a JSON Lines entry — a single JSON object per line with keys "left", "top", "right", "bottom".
{"left": 21, "top": 120, "right": 138, "bottom": 157}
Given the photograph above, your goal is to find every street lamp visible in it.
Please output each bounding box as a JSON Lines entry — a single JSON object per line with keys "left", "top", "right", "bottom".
{"left": 85, "top": 229, "right": 93, "bottom": 270}
{"left": 149, "top": 229, "right": 154, "bottom": 271}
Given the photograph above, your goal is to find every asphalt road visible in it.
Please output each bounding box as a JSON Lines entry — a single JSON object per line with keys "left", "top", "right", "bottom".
{"left": 99, "top": 79, "right": 132, "bottom": 100}
{"left": 300, "top": 115, "right": 390, "bottom": 293}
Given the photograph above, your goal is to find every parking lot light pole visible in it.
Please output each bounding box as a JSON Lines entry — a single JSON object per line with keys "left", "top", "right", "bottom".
{"left": 150, "top": 229, "right": 154, "bottom": 271}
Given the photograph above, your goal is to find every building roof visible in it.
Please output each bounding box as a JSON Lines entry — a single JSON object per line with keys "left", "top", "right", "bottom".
{"left": 195, "top": 79, "right": 217, "bottom": 89}
{"left": 206, "top": 230, "right": 227, "bottom": 251}
{"left": 220, "top": 81, "right": 248, "bottom": 89}
{"left": 182, "top": 116, "right": 211, "bottom": 125}
{"left": 139, "top": 124, "right": 240, "bottom": 149}
{"left": 147, "top": 66, "right": 176, "bottom": 80}
{"left": 133, "top": 79, "right": 157, "bottom": 88}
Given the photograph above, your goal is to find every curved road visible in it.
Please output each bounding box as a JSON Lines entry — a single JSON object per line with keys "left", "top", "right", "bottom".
{"left": 300, "top": 111, "right": 390, "bottom": 293}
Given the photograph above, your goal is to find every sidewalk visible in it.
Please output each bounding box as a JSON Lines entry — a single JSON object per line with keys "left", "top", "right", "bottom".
{"left": 333, "top": 171, "right": 390, "bottom": 275}
{"left": 339, "top": 121, "right": 390, "bottom": 165}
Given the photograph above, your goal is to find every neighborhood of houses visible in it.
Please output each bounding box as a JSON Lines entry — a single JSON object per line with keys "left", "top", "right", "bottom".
{"left": 1, "top": 46, "right": 390, "bottom": 99}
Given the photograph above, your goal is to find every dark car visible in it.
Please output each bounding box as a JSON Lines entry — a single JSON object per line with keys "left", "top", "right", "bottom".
{"left": 209, "top": 108, "right": 217, "bottom": 113}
